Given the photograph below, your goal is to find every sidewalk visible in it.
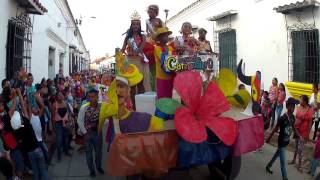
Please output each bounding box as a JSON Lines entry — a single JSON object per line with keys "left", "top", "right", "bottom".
{"left": 47, "top": 135, "right": 125, "bottom": 180}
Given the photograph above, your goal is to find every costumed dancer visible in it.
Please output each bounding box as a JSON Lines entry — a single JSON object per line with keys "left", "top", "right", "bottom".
{"left": 153, "top": 27, "right": 175, "bottom": 99}
{"left": 237, "top": 59, "right": 261, "bottom": 114}
{"left": 174, "top": 22, "right": 199, "bottom": 55}
{"left": 145, "top": 4, "right": 164, "bottom": 90}
{"left": 99, "top": 51, "right": 164, "bottom": 150}
{"left": 121, "top": 11, "right": 151, "bottom": 109}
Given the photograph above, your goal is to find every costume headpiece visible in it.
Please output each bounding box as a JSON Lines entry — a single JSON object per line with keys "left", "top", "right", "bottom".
{"left": 131, "top": 10, "right": 141, "bottom": 21}
{"left": 114, "top": 50, "right": 143, "bottom": 86}
{"left": 152, "top": 27, "right": 172, "bottom": 40}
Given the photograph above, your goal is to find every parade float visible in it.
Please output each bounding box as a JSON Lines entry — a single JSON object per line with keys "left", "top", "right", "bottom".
{"left": 100, "top": 46, "right": 264, "bottom": 179}
{"left": 95, "top": 8, "right": 265, "bottom": 179}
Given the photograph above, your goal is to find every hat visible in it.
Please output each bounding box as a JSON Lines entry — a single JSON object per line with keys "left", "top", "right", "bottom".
{"left": 153, "top": 27, "right": 172, "bottom": 40}
{"left": 118, "top": 64, "right": 143, "bottom": 86}
{"left": 286, "top": 97, "right": 300, "bottom": 106}
{"left": 115, "top": 76, "right": 129, "bottom": 86}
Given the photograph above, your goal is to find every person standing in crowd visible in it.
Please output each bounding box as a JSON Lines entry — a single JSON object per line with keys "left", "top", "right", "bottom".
{"left": 309, "top": 128, "right": 320, "bottom": 177}
{"left": 0, "top": 132, "right": 14, "bottom": 180}
{"left": 77, "top": 89, "right": 104, "bottom": 177}
{"left": 269, "top": 77, "right": 279, "bottom": 129}
{"left": 13, "top": 90, "right": 49, "bottom": 180}
{"left": 174, "top": 22, "right": 199, "bottom": 55}
{"left": 51, "top": 91, "right": 71, "bottom": 162}
{"left": 2, "top": 79, "right": 11, "bottom": 90}
{"left": 261, "top": 91, "right": 272, "bottom": 130}
{"left": 0, "top": 93, "right": 24, "bottom": 179}
{"left": 197, "top": 28, "right": 213, "bottom": 54}
{"left": 266, "top": 97, "right": 299, "bottom": 180}
{"left": 276, "top": 83, "right": 286, "bottom": 121}
{"left": 289, "top": 95, "right": 313, "bottom": 172}
{"left": 310, "top": 83, "right": 320, "bottom": 141}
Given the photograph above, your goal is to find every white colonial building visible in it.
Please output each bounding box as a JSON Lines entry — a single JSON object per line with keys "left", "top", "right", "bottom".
{"left": 167, "top": 0, "right": 320, "bottom": 92}
{"left": 0, "top": 0, "right": 89, "bottom": 83}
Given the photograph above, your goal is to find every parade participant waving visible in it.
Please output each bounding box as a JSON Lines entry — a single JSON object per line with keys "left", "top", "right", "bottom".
{"left": 121, "top": 11, "right": 151, "bottom": 102}
{"left": 153, "top": 27, "right": 175, "bottom": 99}
{"left": 174, "top": 22, "right": 199, "bottom": 55}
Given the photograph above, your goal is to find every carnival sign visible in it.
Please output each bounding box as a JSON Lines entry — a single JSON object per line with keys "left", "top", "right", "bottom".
{"left": 164, "top": 55, "right": 217, "bottom": 72}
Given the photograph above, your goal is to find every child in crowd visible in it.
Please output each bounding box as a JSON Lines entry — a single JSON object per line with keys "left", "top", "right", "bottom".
{"left": 261, "top": 91, "right": 272, "bottom": 130}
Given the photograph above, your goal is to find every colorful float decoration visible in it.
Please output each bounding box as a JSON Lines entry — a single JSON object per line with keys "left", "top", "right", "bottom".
{"left": 103, "top": 10, "right": 264, "bottom": 177}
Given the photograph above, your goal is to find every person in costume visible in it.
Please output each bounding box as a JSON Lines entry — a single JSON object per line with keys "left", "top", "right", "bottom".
{"left": 114, "top": 76, "right": 164, "bottom": 133}
{"left": 145, "top": 4, "right": 164, "bottom": 91}
{"left": 121, "top": 11, "right": 151, "bottom": 108}
{"left": 174, "top": 22, "right": 199, "bottom": 55}
{"left": 154, "top": 27, "right": 175, "bottom": 99}
{"left": 98, "top": 62, "right": 164, "bottom": 135}
{"left": 237, "top": 59, "right": 261, "bottom": 114}
{"left": 197, "top": 28, "right": 213, "bottom": 55}
{"left": 77, "top": 88, "right": 105, "bottom": 177}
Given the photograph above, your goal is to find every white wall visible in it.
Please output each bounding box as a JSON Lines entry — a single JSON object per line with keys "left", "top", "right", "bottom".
{"left": 167, "top": 0, "right": 320, "bottom": 90}
{"left": 31, "top": 0, "right": 88, "bottom": 82}
{"left": 0, "top": 0, "right": 24, "bottom": 81}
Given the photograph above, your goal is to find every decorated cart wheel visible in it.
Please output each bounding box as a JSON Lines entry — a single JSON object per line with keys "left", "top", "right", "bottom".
{"left": 208, "top": 155, "right": 241, "bottom": 180}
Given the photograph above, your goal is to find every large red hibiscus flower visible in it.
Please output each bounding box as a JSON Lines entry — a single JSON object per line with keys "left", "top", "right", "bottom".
{"left": 174, "top": 71, "right": 238, "bottom": 146}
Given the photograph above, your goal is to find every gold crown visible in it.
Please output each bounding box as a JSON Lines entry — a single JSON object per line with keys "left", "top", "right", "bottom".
{"left": 131, "top": 10, "right": 141, "bottom": 21}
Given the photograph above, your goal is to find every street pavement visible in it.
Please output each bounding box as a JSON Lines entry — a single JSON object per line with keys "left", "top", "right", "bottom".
{"left": 40, "top": 142, "right": 313, "bottom": 180}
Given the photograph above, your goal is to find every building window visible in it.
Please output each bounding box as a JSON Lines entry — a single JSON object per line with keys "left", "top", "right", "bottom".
{"left": 291, "top": 29, "right": 319, "bottom": 83}
{"left": 218, "top": 29, "right": 237, "bottom": 72}
{"left": 6, "top": 14, "right": 33, "bottom": 79}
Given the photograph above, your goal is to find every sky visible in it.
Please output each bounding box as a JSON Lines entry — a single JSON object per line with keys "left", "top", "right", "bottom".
{"left": 68, "top": 0, "right": 195, "bottom": 61}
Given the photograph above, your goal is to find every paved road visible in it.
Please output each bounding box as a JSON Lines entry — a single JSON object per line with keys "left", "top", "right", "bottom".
{"left": 41, "top": 142, "right": 313, "bottom": 180}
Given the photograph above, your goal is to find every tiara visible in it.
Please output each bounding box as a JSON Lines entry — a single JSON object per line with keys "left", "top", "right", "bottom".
{"left": 131, "top": 10, "right": 141, "bottom": 21}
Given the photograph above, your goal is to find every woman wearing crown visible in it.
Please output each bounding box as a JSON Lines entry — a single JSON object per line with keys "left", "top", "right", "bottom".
{"left": 121, "top": 11, "right": 151, "bottom": 109}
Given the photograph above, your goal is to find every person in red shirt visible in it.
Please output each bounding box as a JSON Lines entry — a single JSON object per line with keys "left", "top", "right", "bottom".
{"left": 289, "top": 95, "right": 313, "bottom": 172}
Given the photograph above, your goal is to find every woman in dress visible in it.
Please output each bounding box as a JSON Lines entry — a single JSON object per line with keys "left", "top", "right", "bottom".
{"left": 121, "top": 11, "right": 151, "bottom": 109}
{"left": 174, "top": 22, "right": 199, "bottom": 55}
{"left": 289, "top": 95, "right": 313, "bottom": 172}
{"left": 269, "top": 77, "right": 279, "bottom": 129}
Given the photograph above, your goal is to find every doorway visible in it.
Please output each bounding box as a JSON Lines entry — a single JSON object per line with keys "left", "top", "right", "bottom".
{"left": 48, "top": 47, "right": 55, "bottom": 79}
